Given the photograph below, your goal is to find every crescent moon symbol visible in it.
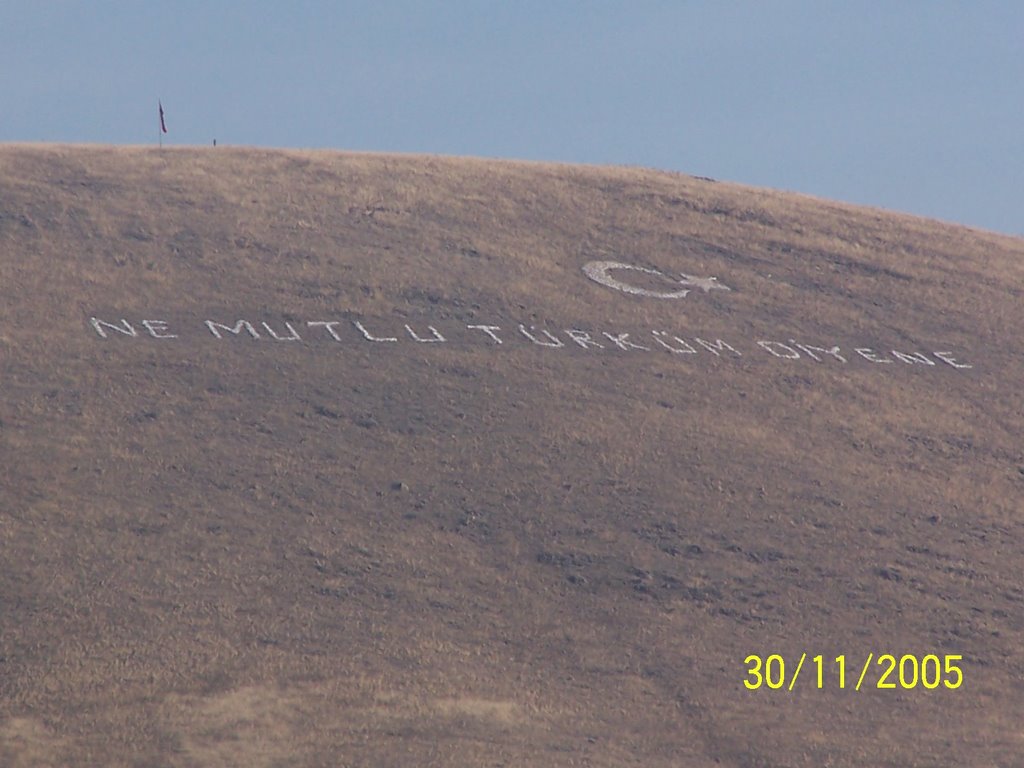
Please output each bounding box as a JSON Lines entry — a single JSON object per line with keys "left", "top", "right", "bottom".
{"left": 582, "top": 261, "right": 692, "bottom": 299}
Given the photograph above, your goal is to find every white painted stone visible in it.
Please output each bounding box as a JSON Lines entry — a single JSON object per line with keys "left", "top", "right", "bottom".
{"left": 891, "top": 350, "right": 936, "bottom": 365}
{"left": 90, "top": 317, "right": 137, "bottom": 339}
{"left": 583, "top": 261, "right": 690, "bottom": 299}
{"left": 758, "top": 341, "right": 800, "bottom": 359}
{"left": 141, "top": 320, "right": 177, "bottom": 339}
{"left": 602, "top": 332, "right": 651, "bottom": 352}
{"left": 262, "top": 321, "right": 302, "bottom": 341}
{"left": 933, "top": 351, "right": 972, "bottom": 369}
{"left": 695, "top": 338, "right": 741, "bottom": 356}
{"left": 353, "top": 321, "right": 397, "bottom": 342}
{"left": 582, "top": 260, "right": 731, "bottom": 299}
{"left": 791, "top": 341, "right": 846, "bottom": 363}
{"left": 651, "top": 331, "right": 698, "bottom": 354}
{"left": 678, "top": 274, "right": 731, "bottom": 293}
{"left": 518, "top": 325, "right": 564, "bottom": 348}
{"left": 564, "top": 329, "right": 604, "bottom": 350}
{"left": 854, "top": 348, "right": 892, "bottom": 364}
{"left": 206, "top": 320, "right": 260, "bottom": 339}
{"left": 306, "top": 321, "right": 344, "bottom": 341}
{"left": 467, "top": 325, "right": 503, "bottom": 344}
{"left": 406, "top": 324, "right": 447, "bottom": 343}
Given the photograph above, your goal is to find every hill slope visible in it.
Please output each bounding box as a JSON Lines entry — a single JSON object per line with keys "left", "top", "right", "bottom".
{"left": 1, "top": 146, "right": 1023, "bottom": 767}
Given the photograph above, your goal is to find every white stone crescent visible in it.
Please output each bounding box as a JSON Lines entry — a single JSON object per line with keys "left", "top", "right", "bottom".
{"left": 582, "top": 261, "right": 730, "bottom": 299}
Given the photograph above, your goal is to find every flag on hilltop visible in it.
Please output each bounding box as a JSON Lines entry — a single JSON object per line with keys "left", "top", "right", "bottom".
{"left": 159, "top": 101, "right": 167, "bottom": 134}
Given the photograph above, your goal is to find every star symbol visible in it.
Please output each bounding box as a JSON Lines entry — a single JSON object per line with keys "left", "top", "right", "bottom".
{"left": 678, "top": 273, "right": 731, "bottom": 292}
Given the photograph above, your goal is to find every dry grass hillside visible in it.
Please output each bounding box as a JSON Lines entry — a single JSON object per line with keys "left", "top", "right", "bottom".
{"left": 1, "top": 145, "right": 1022, "bottom": 767}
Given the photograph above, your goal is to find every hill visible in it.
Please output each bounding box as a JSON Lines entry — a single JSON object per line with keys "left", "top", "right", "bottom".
{"left": 1, "top": 145, "right": 1023, "bottom": 767}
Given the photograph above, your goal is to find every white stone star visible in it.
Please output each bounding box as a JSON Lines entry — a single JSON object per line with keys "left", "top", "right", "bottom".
{"left": 678, "top": 273, "right": 731, "bottom": 293}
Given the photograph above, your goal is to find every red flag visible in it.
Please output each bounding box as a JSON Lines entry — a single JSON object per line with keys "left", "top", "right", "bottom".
{"left": 159, "top": 101, "right": 167, "bottom": 134}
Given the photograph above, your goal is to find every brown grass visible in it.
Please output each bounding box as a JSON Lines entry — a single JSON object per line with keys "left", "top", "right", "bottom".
{"left": 1, "top": 145, "right": 1023, "bottom": 766}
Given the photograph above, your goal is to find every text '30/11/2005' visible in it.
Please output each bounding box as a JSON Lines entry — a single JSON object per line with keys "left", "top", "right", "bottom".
{"left": 744, "top": 654, "right": 965, "bottom": 692}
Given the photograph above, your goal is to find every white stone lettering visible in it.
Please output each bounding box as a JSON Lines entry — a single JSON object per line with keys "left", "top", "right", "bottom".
{"left": 791, "top": 341, "right": 846, "bottom": 363}
{"left": 88, "top": 308, "right": 973, "bottom": 378}
{"left": 405, "top": 324, "right": 446, "bottom": 343}
{"left": 353, "top": 321, "right": 397, "bottom": 342}
{"left": 467, "top": 325, "right": 503, "bottom": 344}
{"left": 141, "top": 320, "right": 177, "bottom": 339}
{"left": 518, "top": 325, "right": 564, "bottom": 347}
{"left": 651, "top": 331, "right": 698, "bottom": 354}
{"left": 790, "top": 340, "right": 820, "bottom": 361}
{"left": 695, "top": 338, "right": 741, "bottom": 356}
{"left": 933, "top": 351, "right": 972, "bottom": 369}
{"left": 564, "top": 329, "right": 604, "bottom": 350}
{"left": 891, "top": 350, "right": 936, "bottom": 365}
{"left": 306, "top": 321, "right": 344, "bottom": 341}
{"left": 206, "top": 320, "right": 260, "bottom": 339}
{"left": 758, "top": 341, "right": 800, "bottom": 359}
{"left": 90, "top": 317, "right": 137, "bottom": 339}
{"left": 854, "top": 348, "right": 892, "bottom": 364}
{"left": 603, "top": 332, "right": 651, "bottom": 351}
{"left": 262, "top": 321, "right": 302, "bottom": 341}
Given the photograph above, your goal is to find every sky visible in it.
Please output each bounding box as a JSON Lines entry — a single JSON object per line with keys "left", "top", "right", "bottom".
{"left": 2, "top": 2, "right": 1021, "bottom": 236}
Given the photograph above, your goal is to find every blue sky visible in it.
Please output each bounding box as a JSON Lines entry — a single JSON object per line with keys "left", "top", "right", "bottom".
{"left": 2, "top": 2, "right": 1021, "bottom": 235}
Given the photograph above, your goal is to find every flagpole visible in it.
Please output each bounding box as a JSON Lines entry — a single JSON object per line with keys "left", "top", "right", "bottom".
{"left": 158, "top": 100, "right": 162, "bottom": 149}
